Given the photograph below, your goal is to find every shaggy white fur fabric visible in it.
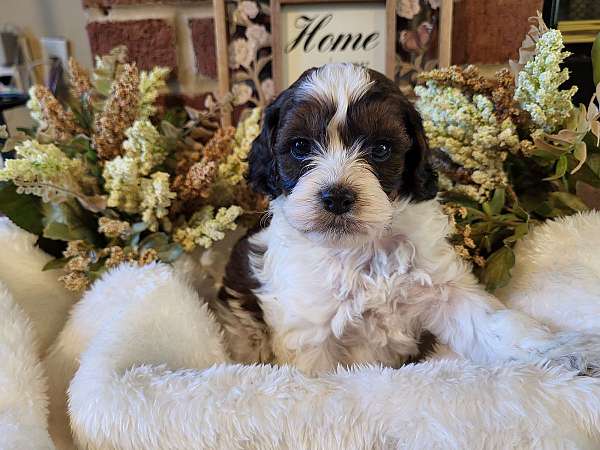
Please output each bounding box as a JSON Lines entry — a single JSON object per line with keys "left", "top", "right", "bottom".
{"left": 0, "top": 281, "right": 55, "bottom": 450}
{"left": 1, "top": 214, "right": 600, "bottom": 449}
{"left": 497, "top": 211, "right": 600, "bottom": 335}
{"left": 0, "top": 218, "right": 77, "bottom": 354}
{"left": 61, "top": 264, "right": 600, "bottom": 449}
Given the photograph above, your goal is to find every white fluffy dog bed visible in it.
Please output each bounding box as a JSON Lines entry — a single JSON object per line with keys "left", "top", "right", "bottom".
{"left": 1, "top": 213, "right": 600, "bottom": 449}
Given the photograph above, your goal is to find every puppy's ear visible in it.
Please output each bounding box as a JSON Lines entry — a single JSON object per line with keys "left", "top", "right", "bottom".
{"left": 402, "top": 104, "right": 438, "bottom": 201}
{"left": 247, "top": 94, "right": 285, "bottom": 198}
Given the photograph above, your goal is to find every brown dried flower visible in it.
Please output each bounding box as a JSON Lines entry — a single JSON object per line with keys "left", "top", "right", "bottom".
{"left": 202, "top": 126, "right": 235, "bottom": 163}
{"left": 98, "top": 217, "right": 131, "bottom": 239}
{"left": 68, "top": 57, "right": 92, "bottom": 98}
{"left": 65, "top": 256, "right": 91, "bottom": 272}
{"left": 31, "top": 85, "right": 83, "bottom": 141}
{"left": 138, "top": 248, "right": 158, "bottom": 266}
{"left": 473, "top": 255, "right": 486, "bottom": 267}
{"left": 94, "top": 63, "right": 140, "bottom": 160}
{"left": 63, "top": 240, "right": 89, "bottom": 258}
{"left": 234, "top": 183, "right": 268, "bottom": 213}
{"left": 174, "top": 141, "right": 202, "bottom": 178}
{"left": 59, "top": 271, "right": 90, "bottom": 292}
{"left": 417, "top": 65, "right": 532, "bottom": 131}
{"left": 170, "top": 160, "right": 218, "bottom": 215}
{"left": 491, "top": 68, "right": 530, "bottom": 127}
{"left": 105, "top": 246, "right": 126, "bottom": 268}
{"left": 454, "top": 244, "right": 471, "bottom": 260}
{"left": 518, "top": 139, "right": 537, "bottom": 156}
{"left": 183, "top": 161, "right": 217, "bottom": 198}
{"left": 417, "top": 65, "right": 493, "bottom": 97}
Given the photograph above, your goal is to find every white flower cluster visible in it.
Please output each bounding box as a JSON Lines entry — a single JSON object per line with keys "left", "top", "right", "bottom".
{"left": 138, "top": 67, "right": 170, "bottom": 119}
{"left": 0, "top": 140, "right": 85, "bottom": 202}
{"left": 103, "top": 155, "right": 140, "bottom": 213}
{"left": 122, "top": 119, "right": 167, "bottom": 174}
{"left": 221, "top": 107, "right": 261, "bottom": 184}
{"left": 103, "top": 120, "right": 174, "bottom": 229}
{"left": 26, "top": 87, "right": 46, "bottom": 131}
{"left": 174, "top": 205, "right": 243, "bottom": 251}
{"left": 514, "top": 29, "right": 577, "bottom": 133}
{"left": 416, "top": 82, "right": 519, "bottom": 201}
{"left": 211, "top": 107, "right": 261, "bottom": 203}
{"left": 140, "top": 172, "right": 176, "bottom": 232}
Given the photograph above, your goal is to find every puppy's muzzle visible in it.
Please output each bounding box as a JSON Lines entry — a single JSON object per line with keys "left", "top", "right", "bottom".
{"left": 319, "top": 185, "right": 356, "bottom": 215}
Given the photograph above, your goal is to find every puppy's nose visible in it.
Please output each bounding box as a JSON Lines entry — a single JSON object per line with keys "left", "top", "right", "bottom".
{"left": 320, "top": 186, "right": 356, "bottom": 215}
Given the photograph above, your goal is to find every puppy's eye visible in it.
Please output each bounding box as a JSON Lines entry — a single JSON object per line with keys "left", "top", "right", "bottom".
{"left": 290, "top": 138, "right": 312, "bottom": 160}
{"left": 370, "top": 142, "right": 392, "bottom": 162}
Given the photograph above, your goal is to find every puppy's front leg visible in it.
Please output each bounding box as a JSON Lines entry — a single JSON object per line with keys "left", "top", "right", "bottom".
{"left": 421, "top": 270, "right": 600, "bottom": 375}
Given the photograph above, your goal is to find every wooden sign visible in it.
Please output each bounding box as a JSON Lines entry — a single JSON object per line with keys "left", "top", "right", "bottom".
{"left": 271, "top": 0, "right": 396, "bottom": 90}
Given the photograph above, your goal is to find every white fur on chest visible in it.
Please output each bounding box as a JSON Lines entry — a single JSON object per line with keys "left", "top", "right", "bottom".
{"left": 249, "top": 198, "right": 455, "bottom": 372}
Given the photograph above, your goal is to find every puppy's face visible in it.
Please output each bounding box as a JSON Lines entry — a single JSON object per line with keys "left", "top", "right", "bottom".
{"left": 248, "top": 64, "right": 437, "bottom": 243}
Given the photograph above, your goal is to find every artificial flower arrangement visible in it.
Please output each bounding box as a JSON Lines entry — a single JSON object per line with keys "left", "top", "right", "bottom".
{"left": 0, "top": 14, "right": 598, "bottom": 294}
{"left": 0, "top": 47, "right": 266, "bottom": 292}
{"left": 415, "top": 13, "right": 600, "bottom": 291}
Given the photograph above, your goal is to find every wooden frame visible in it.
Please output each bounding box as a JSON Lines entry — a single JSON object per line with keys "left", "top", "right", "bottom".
{"left": 213, "top": 0, "right": 232, "bottom": 127}
{"left": 558, "top": 20, "right": 600, "bottom": 44}
{"left": 271, "top": 0, "right": 396, "bottom": 92}
{"left": 213, "top": 0, "right": 453, "bottom": 119}
{"left": 438, "top": 0, "right": 453, "bottom": 68}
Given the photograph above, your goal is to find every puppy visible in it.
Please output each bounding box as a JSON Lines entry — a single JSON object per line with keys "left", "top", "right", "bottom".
{"left": 210, "top": 63, "right": 600, "bottom": 376}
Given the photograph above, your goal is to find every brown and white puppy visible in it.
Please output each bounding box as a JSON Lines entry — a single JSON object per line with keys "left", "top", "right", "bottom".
{"left": 210, "top": 63, "right": 600, "bottom": 376}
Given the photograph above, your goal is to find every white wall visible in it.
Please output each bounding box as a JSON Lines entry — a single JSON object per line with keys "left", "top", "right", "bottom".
{"left": 2, "top": 0, "right": 92, "bottom": 70}
{"left": 1, "top": 0, "right": 92, "bottom": 132}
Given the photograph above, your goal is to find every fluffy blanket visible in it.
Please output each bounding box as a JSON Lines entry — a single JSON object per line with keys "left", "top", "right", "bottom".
{"left": 0, "top": 214, "right": 600, "bottom": 449}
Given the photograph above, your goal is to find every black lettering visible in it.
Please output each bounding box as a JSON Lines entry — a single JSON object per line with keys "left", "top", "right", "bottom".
{"left": 318, "top": 34, "right": 334, "bottom": 52}
{"left": 330, "top": 34, "right": 355, "bottom": 51}
{"left": 362, "top": 33, "right": 380, "bottom": 51}
{"left": 285, "top": 14, "right": 333, "bottom": 53}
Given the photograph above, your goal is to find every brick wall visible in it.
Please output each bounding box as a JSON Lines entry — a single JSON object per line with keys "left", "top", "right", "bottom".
{"left": 452, "top": 0, "right": 544, "bottom": 65}
{"left": 82, "top": 0, "right": 546, "bottom": 102}
{"left": 82, "top": 0, "right": 217, "bottom": 104}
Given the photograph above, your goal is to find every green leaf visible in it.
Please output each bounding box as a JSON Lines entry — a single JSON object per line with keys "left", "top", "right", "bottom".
{"left": 139, "top": 232, "right": 169, "bottom": 251}
{"left": 571, "top": 141, "right": 587, "bottom": 174}
{"left": 131, "top": 222, "right": 148, "bottom": 234}
{"left": 544, "top": 155, "right": 568, "bottom": 180}
{"left": 483, "top": 188, "right": 505, "bottom": 216}
{"left": 511, "top": 204, "right": 530, "bottom": 221}
{"left": 495, "top": 213, "right": 519, "bottom": 222}
{"left": 16, "top": 127, "right": 36, "bottom": 138}
{"left": 532, "top": 137, "right": 570, "bottom": 160}
{"left": 534, "top": 201, "right": 564, "bottom": 218}
{"left": 503, "top": 223, "right": 529, "bottom": 244}
{"left": 0, "top": 182, "right": 44, "bottom": 234}
{"left": 464, "top": 207, "right": 487, "bottom": 222}
{"left": 88, "top": 262, "right": 108, "bottom": 282}
{"left": 440, "top": 192, "right": 480, "bottom": 209}
{"left": 592, "top": 32, "right": 600, "bottom": 86}
{"left": 549, "top": 192, "right": 589, "bottom": 212}
{"left": 587, "top": 153, "right": 600, "bottom": 178}
{"left": 157, "top": 243, "right": 184, "bottom": 263}
{"left": 42, "top": 201, "right": 102, "bottom": 245}
{"left": 94, "top": 78, "right": 113, "bottom": 97}
{"left": 42, "top": 257, "right": 72, "bottom": 271}
{"left": 481, "top": 246, "right": 515, "bottom": 292}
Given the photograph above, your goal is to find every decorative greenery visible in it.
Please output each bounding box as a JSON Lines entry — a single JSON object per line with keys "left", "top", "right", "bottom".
{"left": 0, "top": 47, "right": 265, "bottom": 292}
{"left": 416, "top": 13, "right": 600, "bottom": 292}
{"left": 1, "top": 13, "right": 598, "bottom": 296}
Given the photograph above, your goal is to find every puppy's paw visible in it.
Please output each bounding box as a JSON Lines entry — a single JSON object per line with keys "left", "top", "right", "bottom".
{"left": 543, "top": 332, "right": 600, "bottom": 376}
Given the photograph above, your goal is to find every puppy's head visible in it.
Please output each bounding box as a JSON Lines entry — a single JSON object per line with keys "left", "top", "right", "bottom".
{"left": 248, "top": 63, "right": 437, "bottom": 243}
